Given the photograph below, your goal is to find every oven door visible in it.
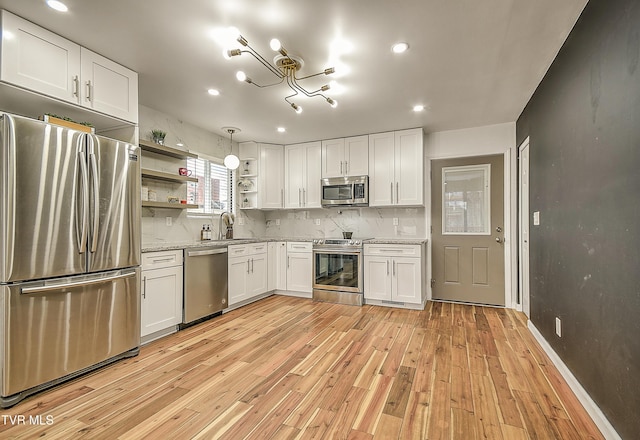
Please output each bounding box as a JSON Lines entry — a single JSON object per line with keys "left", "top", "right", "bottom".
{"left": 313, "top": 248, "right": 362, "bottom": 293}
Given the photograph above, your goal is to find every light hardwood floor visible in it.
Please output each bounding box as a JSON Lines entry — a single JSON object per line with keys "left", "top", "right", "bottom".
{"left": 0, "top": 296, "right": 603, "bottom": 439}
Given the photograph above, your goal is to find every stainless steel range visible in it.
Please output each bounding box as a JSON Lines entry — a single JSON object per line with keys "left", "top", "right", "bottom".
{"left": 312, "top": 238, "right": 367, "bottom": 306}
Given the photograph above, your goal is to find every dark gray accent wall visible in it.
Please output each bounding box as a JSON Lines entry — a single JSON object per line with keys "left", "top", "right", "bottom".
{"left": 516, "top": 1, "right": 640, "bottom": 438}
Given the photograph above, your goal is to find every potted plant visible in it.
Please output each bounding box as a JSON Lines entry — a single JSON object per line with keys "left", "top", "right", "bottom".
{"left": 151, "top": 129, "right": 166, "bottom": 145}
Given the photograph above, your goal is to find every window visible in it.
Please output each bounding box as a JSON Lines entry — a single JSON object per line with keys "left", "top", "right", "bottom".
{"left": 442, "top": 164, "right": 490, "bottom": 234}
{"left": 186, "top": 156, "right": 233, "bottom": 215}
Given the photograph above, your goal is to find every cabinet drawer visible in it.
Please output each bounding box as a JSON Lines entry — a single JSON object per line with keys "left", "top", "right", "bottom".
{"left": 142, "top": 250, "right": 183, "bottom": 270}
{"left": 364, "top": 244, "right": 421, "bottom": 257}
{"left": 287, "top": 242, "right": 312, "bottom": 252}
{"left": 228, "top": 244, "right": 249, "bottom": 257}
{"left": 249, "top": 242, "right": 267, "bottom": 255}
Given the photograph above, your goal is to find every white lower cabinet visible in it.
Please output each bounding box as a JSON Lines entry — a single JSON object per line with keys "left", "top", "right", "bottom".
{"left": 141, "top": 250, "right": 183, "bottom": 340}
{"left": 363, "top": 244, "right": 425, "bottom": 306}
{"left": 268, "top": 241, "right": 287, "bottom": 291}
{"left": 228, "top": 243, "right": 268, "bottom": 306}
{"left": 286, "top": 242, "right": 312, "bottom": 293}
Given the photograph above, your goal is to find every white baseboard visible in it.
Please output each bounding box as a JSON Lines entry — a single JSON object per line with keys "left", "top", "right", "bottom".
{"left": 527, "top": 321, "right": 621, "bottom": 440}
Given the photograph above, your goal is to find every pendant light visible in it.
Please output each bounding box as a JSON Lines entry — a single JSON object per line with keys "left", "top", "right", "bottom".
{"left": 222, "top": 127, "right": 240, "bottom": 170}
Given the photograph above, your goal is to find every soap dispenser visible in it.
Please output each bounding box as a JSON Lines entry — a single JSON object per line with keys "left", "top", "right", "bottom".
{"left": 206, "top": 225, "right": 212, "bottom": 240}
{"left": 201, "top": 225, "right": 206, "bottom": 241}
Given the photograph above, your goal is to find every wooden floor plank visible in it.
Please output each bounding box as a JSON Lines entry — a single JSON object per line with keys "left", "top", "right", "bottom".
{"left": 0, "top": 296, "right": 603, "bottom": 440}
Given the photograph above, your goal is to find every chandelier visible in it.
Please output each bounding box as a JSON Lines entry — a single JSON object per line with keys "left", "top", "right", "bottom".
{"left": 224, "top": 32, "right": 338, "bottom": 113}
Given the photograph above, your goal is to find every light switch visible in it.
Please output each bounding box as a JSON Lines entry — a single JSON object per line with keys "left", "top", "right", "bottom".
{"left": 165, "top": 217, "right": 172, "bottom": 226}
{"left": 393, "top": 218, "right": 399, "bottom": 226}
{"left": 533, "top": 211, "right": 540, "bottom": 226}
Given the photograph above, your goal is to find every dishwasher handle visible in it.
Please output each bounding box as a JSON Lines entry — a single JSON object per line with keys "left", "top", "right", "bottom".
{"left": 187, "top": 248, "right": 228, "bottom": 257}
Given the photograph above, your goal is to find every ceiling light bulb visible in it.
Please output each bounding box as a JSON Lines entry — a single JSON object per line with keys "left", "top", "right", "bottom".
{"left": 224, "top": 154, "right": 240, "bottom": 170}
{"left": 327, "top": 98, "right": 338, "bottom": 108}
{"left": 277, "top": 127, "right": 286, "bottom": 133}
{"left": 413, "top": 104, "right": 425, "bottom": 112}
{"left": 237, "top": 35, "right": 248, "bottom": 47}
{"left": 224, "top": 48, "right": 241, "bottom": 59}
{"left": 208, "top": 89, "right": 220, "bottom": 96}
{"left": 291, "top": 103, "right": 303, "bottom": 114}
{"left": 46, "top": 0, "right": 68, "bottom": 11}
{"left": 392, "top": 42, "right": 409, "bottom": 54}
{"left": 324, "top": 67, "right": 335, "bottom": 75}
{"left": 236, "top": 71, "right": 247, "bottom": 82}
{"left": 270, "top": 38, "right": 281, "bottom": 51}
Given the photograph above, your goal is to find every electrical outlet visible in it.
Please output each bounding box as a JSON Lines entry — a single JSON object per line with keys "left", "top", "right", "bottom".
{"left": 165, "top": 216, "right": 172, "bottom": 226}
{"left": 314, "top": 219, "right": 320, "bottom": 226}
{"left": 533, "top": 211, "right": 540, "bottom": 226}
{"left": 275, "top": 219, "right": 281, "bottom": 226}
{"left": 393, "top": 218, "right": 399, "bottom": 225}
{"left": 555, "top": 317, "right": 562, "bottom": 337}
{"left": 237, "top": 217, "right": 245, "bottom": 225}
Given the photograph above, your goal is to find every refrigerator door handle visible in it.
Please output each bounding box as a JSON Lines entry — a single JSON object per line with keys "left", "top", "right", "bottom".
{"left": 89, "top": 136, "right": 99, "bottom": 253}
{"left": 77, "top": 137, "right": 89, "bottom": 253}
{"left": 20, "top": 271, "right": 136, "bottom": 294}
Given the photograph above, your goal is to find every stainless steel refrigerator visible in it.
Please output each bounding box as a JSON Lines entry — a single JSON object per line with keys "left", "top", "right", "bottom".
{"left": 0, "top": 113, "right": 141, "bottom": 407}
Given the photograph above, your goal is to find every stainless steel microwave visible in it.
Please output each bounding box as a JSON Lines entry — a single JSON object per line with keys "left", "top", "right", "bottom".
{"left": 321, "top": 175, "right": 369, "bottom": 207}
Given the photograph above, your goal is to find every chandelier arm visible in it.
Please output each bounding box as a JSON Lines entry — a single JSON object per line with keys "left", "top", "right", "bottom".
{"left": 290, "top": 76, "right": 323, "bottom": 97}
{"left": 249, "top": 77, "right": 286, "bottom": 88}
{"left": 241, "top": 49, "right": 284, "bottom": 78}
{"left": 295, "top": 71, "right": 326, "bottom": 81}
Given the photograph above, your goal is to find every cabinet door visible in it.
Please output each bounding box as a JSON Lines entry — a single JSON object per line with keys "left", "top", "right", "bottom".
{"left": 228, "top": 256, "right": 249, "bottom": 305}
{"left": 1, "top": 11, "right": 81, "bottom": 104}
{"left": 259, "top": 144, "right": 284, "bottom": 209}
{"left": 394, "top": 129, "right": 423, "bottom": 206}
{"left": 248, "top": 254, "right": 268, "bottom": 297}
{"left": 267, "top": 242, "right": 277, "bottom": 291}
{"left": 321, "top": 138, "right": 345, "bottom": 178}
{"left": 286, "top": 252, "right": 312, "bottom": 293}
{"left": 368, "top": 132, "right": 395, "bottom": 206}
{"left": 392, "top": 257, "right": 422, "bottom": 304}
{"left": 364, "top": 256, "right": 392, "bottom": 301}
{"left": 276, "top": 242, "right": 288, "bottom": 290}
{"left": 80, "top": 48, "right": 138, "bottom": 123}
{"left": 304, "top": 141, "right": 322, "bottom": 208}
{"left": 284, "top": 144, "right": 305, "bottom": 208}
{"left": 141, "top": 266, "right": 182, "bottom": 337}
{"left": 344, "top": 135, "right": 368, "bottom": 176}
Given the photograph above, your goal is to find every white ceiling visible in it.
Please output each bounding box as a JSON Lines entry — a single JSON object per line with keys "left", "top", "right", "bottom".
{"left": 0, "top": 0, "right": 587, "bottom": 144}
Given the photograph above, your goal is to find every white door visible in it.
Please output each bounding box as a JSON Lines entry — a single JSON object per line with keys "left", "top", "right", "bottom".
{"left": 228, "top": 257, "right": 248, "bottom": 305}
{"left": 305, "top": 142, "right": 322, "bottom": 208}
{"left": 321, "top": 138, "right": 345, "bottom": 177}
{"left": 344, "top": 135, "right": 369, "bottom": 176}
{"left": 431, "top": 155, "right": 505, "bottom": 305}
{"left": 80, "top": 48, "right": 138, "bottom": 122}
{"left": 285, "top": 144, "right": 305, "bottom": 208}
{"left": 363, "top": 256, "right": 392, "bottom": 301}
{"left": 395, "top": 129, "right": 424, "bottom": 206}
{"left": 368, "top": 132, "right": 395, "bottom": 206}
{"left": 392, "top": 257, "right": 421, "bottom": 304}
{"left": 248, "top": 254, "right": 268, "bottom": 297}
{"left": 1, "top": 10, "right": 81, "bottom": 104}
{"left": 141, "top": 266, "right": 182, "bottom": 337}
{"left": 519, "top": 139, "right": 531, "bottom": 317}
{"left": 259, "top": 144, "right": 284, "bottom": 209}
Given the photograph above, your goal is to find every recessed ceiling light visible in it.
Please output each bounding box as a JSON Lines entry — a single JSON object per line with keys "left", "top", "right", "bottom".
{"left": 392, "top": 42, "right": 409, "bottom": 54}
{"left": 207, "top": 89, "right": 220, "bottom": 96}
{"left": 277, "top": 127, "right": 286, "bottom": 133}
{"left": 413, "top": 104, "right": 425, "bottom": 112}
{"left": 46, "top": 0, "right": 68, "bottom": 12}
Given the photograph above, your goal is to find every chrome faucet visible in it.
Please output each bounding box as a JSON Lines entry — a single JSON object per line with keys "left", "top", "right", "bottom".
{"left": 218, "top": 211, "right": 234, "bottom": 240}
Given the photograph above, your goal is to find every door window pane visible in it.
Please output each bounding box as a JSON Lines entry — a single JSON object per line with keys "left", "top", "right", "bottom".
{"left": 442, "top": 165, "right": 490, "bottom": 234}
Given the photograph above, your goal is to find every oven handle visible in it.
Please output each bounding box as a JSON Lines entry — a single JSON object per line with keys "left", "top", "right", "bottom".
{"left": 312, "top": 249, "right": 362, "bottom": 256}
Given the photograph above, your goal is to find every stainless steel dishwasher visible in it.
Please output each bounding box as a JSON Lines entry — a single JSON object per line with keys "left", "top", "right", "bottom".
{"left": 182, "top": 246, "right": 228, "bottom": 327}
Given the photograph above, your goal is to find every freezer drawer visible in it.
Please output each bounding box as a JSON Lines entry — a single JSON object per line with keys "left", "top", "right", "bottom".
{"left": 0, "top": 268, "right": 140, "bottom": 404}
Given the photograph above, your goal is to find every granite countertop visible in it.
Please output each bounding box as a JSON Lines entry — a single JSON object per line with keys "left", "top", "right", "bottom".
{"left": 142, "top": 237, "right": 426, "bottom": 252}
{"left": 364, "top": 238, "right": 428, "bottom": 245}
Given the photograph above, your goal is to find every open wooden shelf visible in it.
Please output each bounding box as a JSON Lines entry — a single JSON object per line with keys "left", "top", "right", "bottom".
{"left": 139, "top": 139, "right": 198, "bottom": 159}
{"left": 141, "top": 168, "right": 198, "bottom": 183}
{"left": 142, "top": 201, "right": 198, "bottom": 209}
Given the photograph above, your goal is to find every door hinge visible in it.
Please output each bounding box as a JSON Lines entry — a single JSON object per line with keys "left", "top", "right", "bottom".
{"left": 431, "top": 279, "right": 436, "bottom": 288}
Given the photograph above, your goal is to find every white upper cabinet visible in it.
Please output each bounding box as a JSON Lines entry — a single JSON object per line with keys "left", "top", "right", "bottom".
{"left": 1, "top": 10, "right": 81, "bottom": 104}
{"left": 0, "top": 11, "right": 138, "bottom": 123}
{"left": 80, "top": 48, "right": 138, "bottom": 123}
{"left": 285, "top": 142, "right": 321, "bottom": 209}
{"left": 321, "top": 135, "right": 368, "bottom": 177}
{"left": 258, "top": 143, "right": 285, "bottom": 209}
{"left": 369, "top": 128, "right": 424, "bottom": 206}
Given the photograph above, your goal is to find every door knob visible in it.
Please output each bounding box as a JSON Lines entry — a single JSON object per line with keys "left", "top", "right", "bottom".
{"left": 496, "top": 237, "right": 503, "bottom": 243}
